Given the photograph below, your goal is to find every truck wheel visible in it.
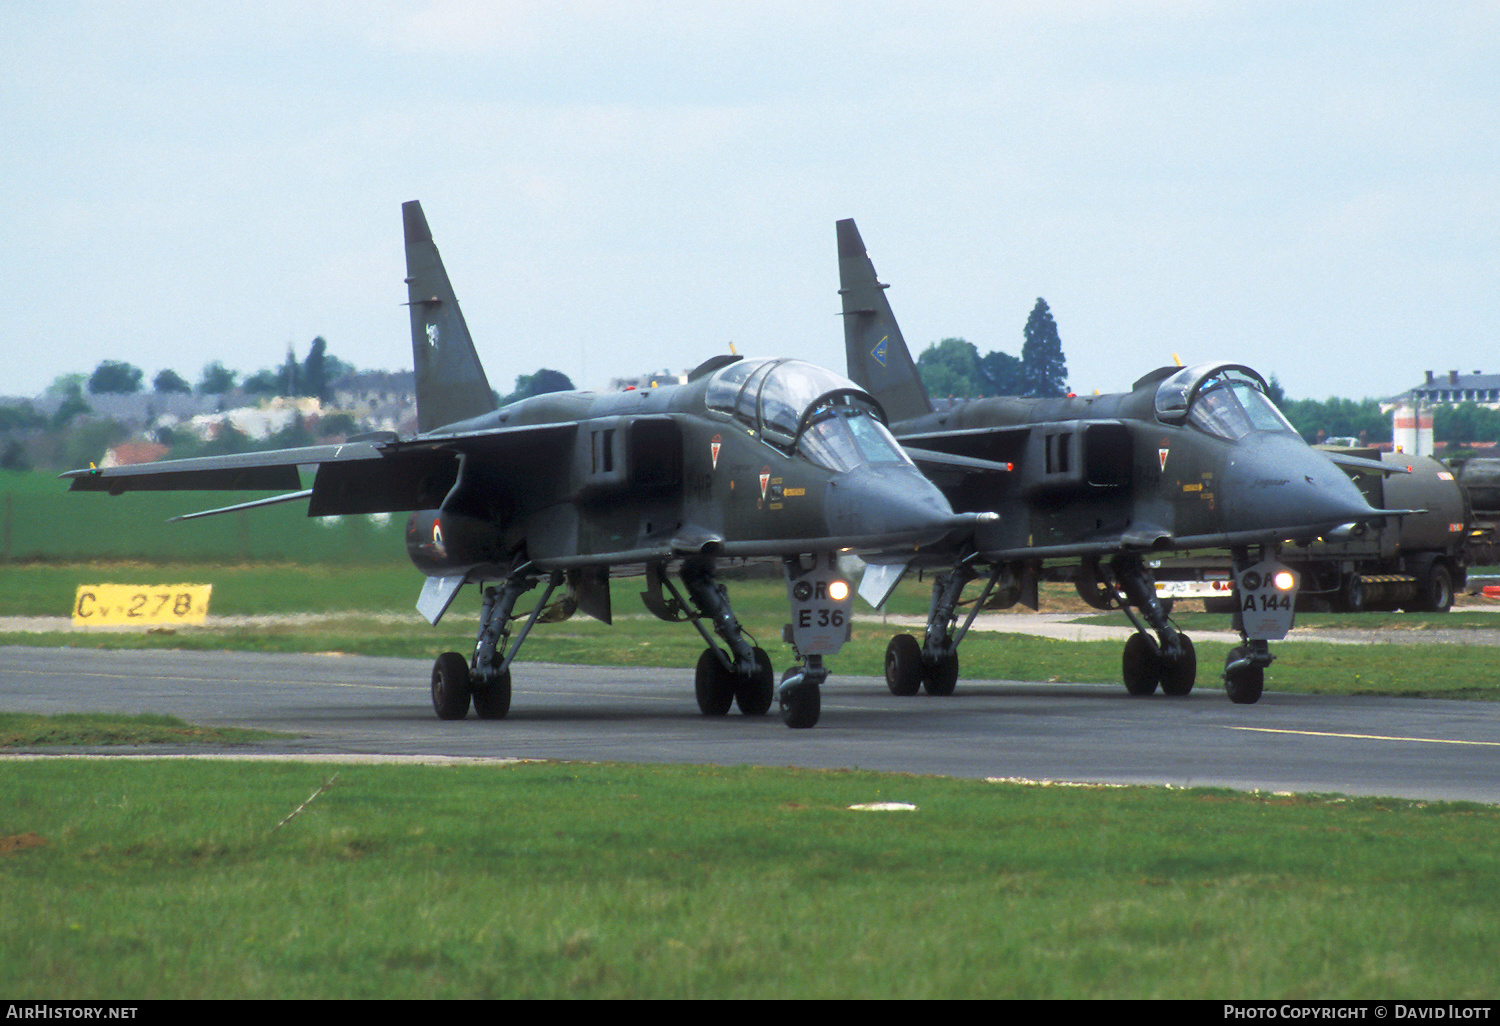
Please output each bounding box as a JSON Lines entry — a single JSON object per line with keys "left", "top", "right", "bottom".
{"left": 1405, "top": 558, "right": 1454, "bottom": 614}
{"left": 1339, "top": 574, "right": 1366, "bottom": 614}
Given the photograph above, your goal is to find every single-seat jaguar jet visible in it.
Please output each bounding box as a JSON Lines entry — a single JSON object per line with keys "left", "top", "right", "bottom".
{"left": 835, "top": 218, "right": 1402, "bottom": 703}
{"left": 64, "top": 202, "right": 979, "bottom": 729}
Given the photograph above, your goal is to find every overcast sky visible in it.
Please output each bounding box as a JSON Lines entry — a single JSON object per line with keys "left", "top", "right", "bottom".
{"left": 4, "top": 1, "right": 1496, "bottom": 405}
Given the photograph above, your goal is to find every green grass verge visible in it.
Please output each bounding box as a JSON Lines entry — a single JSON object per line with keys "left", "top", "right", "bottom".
{"left": 2, "top": 759, "right": 1498, "bottom": 999}
{"left": 0, "top": 562, "right": 426, "bottom": 616}
{"left": 0, "top": 712, "right": 287, "bottom": 747}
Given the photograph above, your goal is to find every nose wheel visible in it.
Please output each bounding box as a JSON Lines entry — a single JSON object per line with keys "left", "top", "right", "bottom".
{"left": 1223, "top": 645, "right": 1266, "bottom": 704}
{"left": 778, "top": 662, "right": 824, "bottom": 729}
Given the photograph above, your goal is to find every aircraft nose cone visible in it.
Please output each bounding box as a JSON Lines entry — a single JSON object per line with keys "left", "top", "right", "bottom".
{"left": 824, "top": 465, "right": 958, "bottom": 545}
{"left": 1219, "top": 435, "right": 1381, "bottom": 537}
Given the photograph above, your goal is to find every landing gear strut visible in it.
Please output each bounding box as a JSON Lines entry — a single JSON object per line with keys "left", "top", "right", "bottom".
{"left": 1222, "top": 546, "right": 1297, "bottom": 705}
{"left": 430, "top": 550, "right": 848, "bottom": 727}
{"left": 432, "top": 557, "right": 560, "bottom": 721}
{"left": 1104, "top": 554, "right": 1196, "bottom": 697}
{"left": 884, "top": 559, "right": 1021, "bottom": 697}
{"left": 643, "top": 557, "right": 775, "bottom": 717}
{"left": 775, "top": 552, "right": 857, "bottom": 728}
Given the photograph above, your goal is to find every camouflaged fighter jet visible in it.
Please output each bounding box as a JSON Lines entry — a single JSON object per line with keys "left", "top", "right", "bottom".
{"left": 63, "top": 202, "right": 980, "bottom": 729}
{"left": 836, "top": 218, "right": 1404, "bottom": 704}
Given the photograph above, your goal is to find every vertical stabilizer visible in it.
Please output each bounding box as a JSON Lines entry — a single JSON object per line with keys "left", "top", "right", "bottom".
{"left": 837, "top": 219, "right": 932, "bottom": 422}
{"left": 404, "top": 201, "right": 498, "bottom": 433}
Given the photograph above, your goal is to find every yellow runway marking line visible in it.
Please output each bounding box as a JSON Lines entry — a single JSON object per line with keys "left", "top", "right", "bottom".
{"left": 1230, "top": 726, "right": 1500, "bottom": 747}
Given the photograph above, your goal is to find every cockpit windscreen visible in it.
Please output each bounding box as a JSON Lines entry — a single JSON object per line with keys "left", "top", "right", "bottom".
{"left": 1155, "top": 365, "right": 1298, "bottom": 441}
{"left": 706, "top": 358, "right": 910, "bottom": 472}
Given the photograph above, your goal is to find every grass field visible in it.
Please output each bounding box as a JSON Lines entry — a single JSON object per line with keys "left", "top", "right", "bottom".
{"left": 5, "top": 557, "right": 1500, "bottom": 997}
{"left": 1, "top": 469, "right": 404, "bottom": 564}
{"left": 4, "top": 758, "right": 1499, "bottom": 999}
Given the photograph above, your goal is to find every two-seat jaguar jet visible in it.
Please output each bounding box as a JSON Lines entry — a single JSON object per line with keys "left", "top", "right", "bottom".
{"left": 835, "top": 218, "right": 1402, "bottom": 703}
{"left": 64, "top": 202, "right": 980, "bottom": 728}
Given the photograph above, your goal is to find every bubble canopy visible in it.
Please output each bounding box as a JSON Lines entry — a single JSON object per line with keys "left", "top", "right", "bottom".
{"left": 705, "top": 358, "right": 911, "bottom": 472}
{"left": 1154, "top": 364, "right": 1299, "bottom": 441}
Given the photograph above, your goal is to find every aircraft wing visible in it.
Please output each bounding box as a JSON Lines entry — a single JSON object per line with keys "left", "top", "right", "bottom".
{"left": 62, "top": 423, "right": 580, "bottom": 516}
{"left": 973, "top": 521, "right": 1419, "bottom": 564}
{"left": 62, "top": 440, "right": 386, "bottom": 494}
{"left": 1321, "top": 451, "right": 1412, "bottom": 475}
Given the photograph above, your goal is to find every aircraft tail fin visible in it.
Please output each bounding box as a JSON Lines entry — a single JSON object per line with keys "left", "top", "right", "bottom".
{"left": 837, "top": 219, "right": 932, "bottom": 422}
{"left": 403, "top": 201, "right": 498, "bottom": 433}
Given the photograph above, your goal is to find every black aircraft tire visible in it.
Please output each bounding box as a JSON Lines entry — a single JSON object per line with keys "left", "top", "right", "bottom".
{"left": 472, "top": 668, "right": 512, "bottom": 720}
{"left": 431, "top": 652, "right": 472, "bottom": 720}
{"left": 734, "top": 647, "right": 775, "bottom": 716}
{"left": 695, "top": 648, "right": 735, "bottom": 716}
{"left": 1121, "top": 633, "right": 1161, "bottom": 696}
{"left": 922, "top": 652, "right": 960, "bottom": 697}
{"left": 1159, "top": 634, "right": 1197, "bottom": 697}
{"left": 781, "top": 682, "right": 821, "bottom": 729}
{"left": 885, "top": 634, "right": 923, "bottom": 696}
{"left": 1224, "top": 646, "right": 1265, "bottom": 705}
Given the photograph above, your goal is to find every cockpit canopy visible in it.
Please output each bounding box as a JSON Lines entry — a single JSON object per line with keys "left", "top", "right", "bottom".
{"left": 705, "top": 358, "right": 911, "bottom": 472}
{"left": 1154, "top": 364, "right": 1299, "bottom": 441}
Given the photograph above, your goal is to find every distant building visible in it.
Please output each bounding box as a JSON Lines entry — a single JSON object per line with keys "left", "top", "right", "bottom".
{"left": 1405, "top": 370, "right": 1500, "bottom": 409}
{"left": 175, "top": 395, "right": 323, "bottom": 441}
{"left": 99, "top": 439, "right": 170, "bottom": 467}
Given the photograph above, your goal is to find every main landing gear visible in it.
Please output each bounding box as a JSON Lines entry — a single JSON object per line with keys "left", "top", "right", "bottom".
{"left": 431, "top": 557, "right": 562, "bottom": 720}
{"left": 642, "top": 557, "right": 776, "bottom": 720}
{"left": 1089, "top": 554, "right": 1197, "bottom": 698}
{"left": 428, "top": 551, "right": 847, "bottom": 728}
{"left": 431, "top": 554, "right": 780, "bottom": 723}
{"left": 883, "top": 560, "right": 1023, "bottom": 698}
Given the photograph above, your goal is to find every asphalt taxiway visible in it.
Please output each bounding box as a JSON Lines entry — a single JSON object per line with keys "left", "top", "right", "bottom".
{"left": 3, "top": 644, "right": 1497, "bottom": 803}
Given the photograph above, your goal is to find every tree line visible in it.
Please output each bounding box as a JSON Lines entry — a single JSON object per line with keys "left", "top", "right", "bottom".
{"left": 1272, "top": 386, "right": 1500, "bottom": 447}
{"left": 914, "top": 298, "right": 1070, "bottom": 399}
{"left": 81, "top": 337, "right": 353, "bottom": 402}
